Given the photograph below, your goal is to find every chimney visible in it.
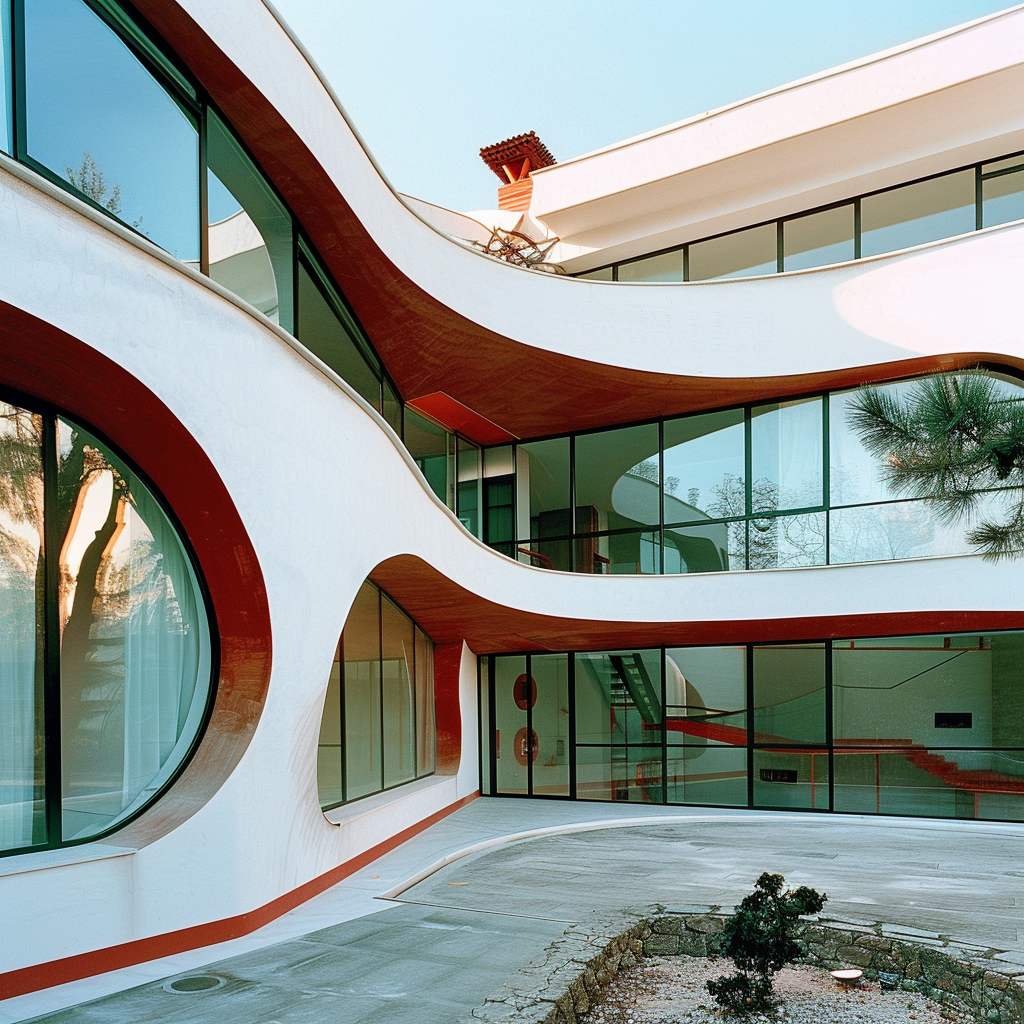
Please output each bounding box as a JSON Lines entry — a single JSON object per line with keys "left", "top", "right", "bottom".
{"left": 479, "top": 132, "right": 556, "bottom": 212}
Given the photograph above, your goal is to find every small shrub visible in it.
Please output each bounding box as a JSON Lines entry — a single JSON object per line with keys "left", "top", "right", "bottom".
{"left": 706, "top": 871, "right": 826, "bottom": 1015}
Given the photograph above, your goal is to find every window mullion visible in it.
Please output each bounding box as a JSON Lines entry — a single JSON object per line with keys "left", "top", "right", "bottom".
{"left": 41, "top": 413, "right": 62, "bottom": 847}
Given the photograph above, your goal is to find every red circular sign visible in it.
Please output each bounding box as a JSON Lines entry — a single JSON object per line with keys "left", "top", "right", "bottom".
{"left": 514, "top": 728, "right": 539, "bottom": 766}
{"left": 513, "top": 674, "right": 537, "bottom": 710}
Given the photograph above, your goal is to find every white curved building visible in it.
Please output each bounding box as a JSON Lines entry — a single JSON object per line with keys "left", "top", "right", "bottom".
{"left": 1, "top": 0, "right": 1024, "bottom": 1000}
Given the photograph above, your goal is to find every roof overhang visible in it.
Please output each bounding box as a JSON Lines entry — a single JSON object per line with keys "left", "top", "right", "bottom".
{"left": 530, "top": 6, "right": 1024, "bottom": 268}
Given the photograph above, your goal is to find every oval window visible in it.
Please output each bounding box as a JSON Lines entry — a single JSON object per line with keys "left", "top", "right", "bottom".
{"left": 0, "top": 398, "right": 213, "bottom": 853}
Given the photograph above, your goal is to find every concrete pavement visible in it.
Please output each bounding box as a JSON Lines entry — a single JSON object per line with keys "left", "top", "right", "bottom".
{"left": 6, "top": 799, "right": 1024, "bottom": 1023}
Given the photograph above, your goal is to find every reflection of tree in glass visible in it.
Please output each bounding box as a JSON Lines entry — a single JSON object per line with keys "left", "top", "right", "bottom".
{"left": 627, "top": 459, "right": 679, "bottom": 495}
{"left": 0, "top": 406, "right": 46, "bottom": 841}
{"left": 706, "top": 474, "right": 826, "bottom": 568}
{"left": 849, "top": 373, "right": 1024, "bottom": 559}
{"left": 0, "top": 406, "right": 43, "bottom": 577}
{"left": 65, "top": 153, "right": 122, "bottom": 215}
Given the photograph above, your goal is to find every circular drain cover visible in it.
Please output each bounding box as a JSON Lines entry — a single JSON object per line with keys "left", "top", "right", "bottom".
{"left": 165, "top": 975, "right": 225, "bottom": 993}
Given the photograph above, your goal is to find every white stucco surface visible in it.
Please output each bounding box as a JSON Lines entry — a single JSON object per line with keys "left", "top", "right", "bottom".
{"left": 3, "top": 0, "right": 1024, "bottom": 988}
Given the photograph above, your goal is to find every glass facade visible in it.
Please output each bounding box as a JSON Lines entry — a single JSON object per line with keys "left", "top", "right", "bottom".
{"left": 485, "top": 631, "right": 1024, "bottom": 821}
{"left": 207, "top": 110, "right": 293, "bottom": 329}
{"left": 317, "top": 581, "right": 435, "bottom": 810}
{"left": 0, "top": 396, "right": 213, "bottom": 855}
{"left": 579, "top": 153, "right": 1024, "bottom": 282}
{"left": 22, "top": 0, "right": 200, "bottom": 261}
{"left": 4, "top": 0, "right": 476, "bottom": 513}
{"left": 483, "top": 370, "right": 1024, "bottom": 574}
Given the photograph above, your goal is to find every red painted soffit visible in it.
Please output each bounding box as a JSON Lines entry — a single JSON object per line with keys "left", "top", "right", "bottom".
{"left": 406, "top": 392, "right": 517, "bottom": 445}
{"left": 127, "top": 5, "right": 1024, "bottom": 441}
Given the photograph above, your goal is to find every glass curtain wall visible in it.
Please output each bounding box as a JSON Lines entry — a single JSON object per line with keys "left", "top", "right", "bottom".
{"left": 579, "top": 152, "right": 1024, "bottom": 282}
{"left": 0, "top": 396, "right": 213, "bottom": 856}
{"left": 316, "top": 581, "right": 435, "bottom": 810}
{"left": 487, "top": 630, "right": 1024, "bottom": 821}
{"left": 484, "top": 370, "right": 1024, "bottom": 574}
{"left": 5, "top": 0, "right": 428, "bottom": 458}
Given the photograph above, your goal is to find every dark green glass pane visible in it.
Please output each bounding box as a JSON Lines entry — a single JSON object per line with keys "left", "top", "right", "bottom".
{"left": 1, "top": 0, "right": 11, "bottom": 154}
{"left": 783, "top": 205, "right": 854, "bottom": 271}
{"left": 753, "top": 749, "right": 828, "bottom": 810}
{"left": 317, "top": 640, "right": 343, "bottom": 808}
{"left": 575, "top": 424, "right": 659, "bottom": 531}
{"left": 689, "top": 223, "right": 776, "bottom": 281}
{"left": 531, "top": 654, "right": 569, "bottom": 796}
{"left": 494, "top": 655, "right": 528, "bottom": 795}
{"left": 665, "top": 646, "right": 746, "bottom": 747}
{"left": 381, "top": 595, "right": 415, "bottom": 789}
{"left": 297, "top": 260, "right": 381, "bottom": 407}
{"left": 575, "top": 746, "right": 657, "bottom": 802}
{"left": 207, "top": 110, "right": 293, "bottom": 330}
{"left": 751, "top": 398, "right": 823, "bottom": 512}
{"left": 983, "top": 168, "right": 1024, "bottom": 229}
{"left": 663, "top": 409, "right": 744, "bottom": 524}
{"left": 618, "top": 251, "right": 683, "bottom": 282}
{"left": 575, "top": 650, "right": 662, "bottom": 746}
{"left": 666, "top": 746, "right": 747, "bottom": 806}
{"left": 343, "top": 583, "right": 381, "bottom": 801}
{"left": 753, "top": 644, "right": 825, "bottom": 745}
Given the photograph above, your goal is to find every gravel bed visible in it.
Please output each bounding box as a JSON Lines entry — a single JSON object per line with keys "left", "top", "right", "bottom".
{"left": 580, "top": 956, "right": 975, "bottom": 1024}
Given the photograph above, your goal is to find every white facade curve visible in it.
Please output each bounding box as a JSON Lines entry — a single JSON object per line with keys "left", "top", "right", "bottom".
{"left": 1, "top": 0, "right": 1024, "bottom": 1003}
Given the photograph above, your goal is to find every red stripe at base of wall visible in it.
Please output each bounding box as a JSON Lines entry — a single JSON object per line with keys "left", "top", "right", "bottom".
{"left": 0, "top": 792, "right": 478, "bottom": 1001}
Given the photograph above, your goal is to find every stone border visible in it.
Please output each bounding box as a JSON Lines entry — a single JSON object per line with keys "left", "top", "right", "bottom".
{"left": 465, "top": 906, "right": 1024, "bottom": 1024}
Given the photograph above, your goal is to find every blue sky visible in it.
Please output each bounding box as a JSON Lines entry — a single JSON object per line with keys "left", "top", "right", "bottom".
{"left": 271, "top": 1, "right": 1011, "bottom": 212}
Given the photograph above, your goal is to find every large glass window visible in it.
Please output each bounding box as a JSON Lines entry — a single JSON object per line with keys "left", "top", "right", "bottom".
{"left": 0, "top": 397, "right": 213, "bottom": 855}
{"left": 0, "top": 402, "right": 44, "bottom": 851}
{"left": 860, "top": 171, "right": 975, "bottom": 258}
{"left": 663, "top": 409, "right": 745, "bottom": 525}
{"left": 574, "top": 424, "right": 659, "bottom": 534}
{"left": 296, "top": 256, "right": 382, "bottom": 410}
{"left": 689, "top": 224, "right": 776, "bottom": 281}
{"left": 207, "top": 110, "right": 294, "bottom": 330}
{"left": 982, "top": 161, "right": 1024, "bottom": 229}
{"left": 517, "top": 438, "right": 571, "bottom": 570}
{"left": 618, "top": 251, "right": 683, "bottom": 283}
{"left": 750, "top": 398, "right": 823, "bottom": 512}
{"left": 13, "top": 0, "right": 392, "bottom": 420}
{"left": 317, "top": 581, "right": 434, "bottom": 810}
{"left": 404, "top": 409, "right": 455, "bottom": 510}
{"left": 783, "top": 205, "right": 855, "bottom": 271}
{"left": 488, "top": 371, "right": 1024, "bottom": 575}
{"left": 22, "top": 0, "right": 200, "bottom": 260}
{"left": 581, "top": 153, "right": 1024, "bottom": 284}
{"left": 485, "top": 631, "right": 1024, "bottom": 822}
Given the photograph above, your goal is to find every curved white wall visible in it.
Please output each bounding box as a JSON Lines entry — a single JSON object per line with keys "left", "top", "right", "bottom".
{"left": 181, "top": 0, "right": 1024, "bottom": 380}
{"left": 1, "top": 147, "right": 1023, "bottom": 972}
{"left": 2, "top": 0, "right": 1024, "bottom": 982}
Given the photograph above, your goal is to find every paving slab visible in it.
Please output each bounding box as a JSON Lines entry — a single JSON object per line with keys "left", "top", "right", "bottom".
{"left": 7, "top": 800, "right": 1024, "bottom": 1023}
{"left": 24, "top": 903, "right": 566, "bottom": 1024}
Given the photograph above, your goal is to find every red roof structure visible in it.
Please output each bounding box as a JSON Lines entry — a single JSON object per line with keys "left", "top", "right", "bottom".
{"left": 480, "top": 132, "right": 556, "bottom": 184}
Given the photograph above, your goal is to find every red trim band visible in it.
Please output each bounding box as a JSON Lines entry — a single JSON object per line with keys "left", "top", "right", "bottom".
{"left": 0, "top": 792, "right": 478, "bottom": 999}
